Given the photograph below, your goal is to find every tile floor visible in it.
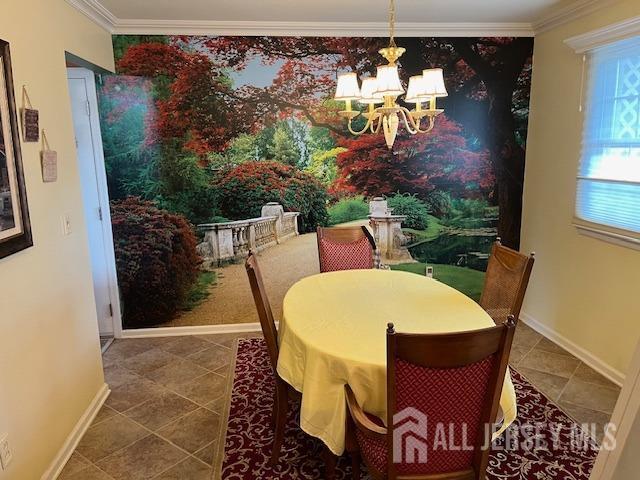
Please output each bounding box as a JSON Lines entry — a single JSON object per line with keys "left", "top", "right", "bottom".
{"left": 59, "top": 325, "right": 620, "bottom": 479}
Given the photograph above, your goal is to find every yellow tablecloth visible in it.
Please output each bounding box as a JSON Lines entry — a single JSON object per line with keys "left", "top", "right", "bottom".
{"left": 277, "top": 269, "right": 517, "bottom": 455}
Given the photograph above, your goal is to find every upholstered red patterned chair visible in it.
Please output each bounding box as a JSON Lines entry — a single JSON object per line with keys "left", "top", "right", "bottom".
{"left": 316, "top": 226, "right": 376, "bottom": 273}
{"left": 480, "top": 238, "right": 535, "bottom": 325}
{"left": 245, "top": 252, "right": 300, "bottom": 465}
{"left": 345, "top": 317, "right": 517, "bottom": 480}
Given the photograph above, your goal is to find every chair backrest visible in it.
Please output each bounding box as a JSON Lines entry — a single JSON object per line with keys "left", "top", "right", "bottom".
{"left": 386, "top": 317, "right": 517, "bottom": 480}
{"left": 245, "top": 252, "right": 279, "bottom": 371}
{"left": 480, "top": 238, "right": 535, "bottom": 324}
{"left": 316, "top": 226, "right": 376, "bottom": 273}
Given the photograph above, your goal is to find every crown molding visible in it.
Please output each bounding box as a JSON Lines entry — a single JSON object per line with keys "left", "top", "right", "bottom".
{"left": 65, "top": 0, "right": 116, "bottom": 32}
{"left": 65, "top": 0, "right": 617, "bottom": 38}
{"left": 565, "top": 14, "right": 640, "bottom": 52}
{"left": 533, "top": 0, "right": 619, "bottom": 34}
{"left": 112, "top": 19, "right": 534, "bottom": 37}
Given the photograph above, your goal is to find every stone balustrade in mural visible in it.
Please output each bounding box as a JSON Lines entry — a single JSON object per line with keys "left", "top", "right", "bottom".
{"left": 368, "top": 197, "right": 415, "bottom": 264}
{"left": 197, "top": 202, "right": 300, "bottom": 266}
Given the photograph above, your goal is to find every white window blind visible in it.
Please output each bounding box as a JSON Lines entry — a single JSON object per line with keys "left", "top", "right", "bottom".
{"left": 577, "top": 37, "right": 640, "bottom": 234}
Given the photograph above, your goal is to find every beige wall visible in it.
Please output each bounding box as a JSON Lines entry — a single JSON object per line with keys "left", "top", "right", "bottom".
{"left": 0, "top": 1, "right": 113, "bottom": 479}
{"left": 522, "top": 0, "right": 640, "bottom": 379}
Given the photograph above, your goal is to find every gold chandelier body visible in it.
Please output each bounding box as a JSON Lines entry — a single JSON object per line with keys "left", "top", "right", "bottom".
{"left": 334, "top": 0, "right": 447, "bottom": 148}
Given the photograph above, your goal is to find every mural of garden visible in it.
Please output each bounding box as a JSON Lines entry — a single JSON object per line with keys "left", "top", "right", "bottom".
{"left": 98, "top": 35, "right": 533, "bottom": 329}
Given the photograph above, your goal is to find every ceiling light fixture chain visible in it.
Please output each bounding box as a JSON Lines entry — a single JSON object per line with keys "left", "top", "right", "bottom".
{"left": 334, "top": 0, "right": 447, "bottom": 148}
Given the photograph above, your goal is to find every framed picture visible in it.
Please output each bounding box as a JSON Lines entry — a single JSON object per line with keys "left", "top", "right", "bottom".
{"left": 0, "top": 39, "right": 32, "bottom": 259}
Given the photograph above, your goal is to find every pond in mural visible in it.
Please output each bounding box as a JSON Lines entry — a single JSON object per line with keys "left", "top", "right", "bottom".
{"left": 98, "top": 35, "right": 534, "bottom": 328}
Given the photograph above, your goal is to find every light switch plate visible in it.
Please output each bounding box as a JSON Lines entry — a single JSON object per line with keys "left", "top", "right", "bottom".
{"left": 61, "top": 214, "right": 72, "bottom": 236}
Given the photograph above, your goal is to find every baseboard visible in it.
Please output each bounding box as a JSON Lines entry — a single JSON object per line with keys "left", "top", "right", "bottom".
{"left": 521, "top": 312, "right": 625, "bottom": 387}
{"left": 41, "top": 383, "right": 110, "bottom": 480}
{"left": 120, "top": 322, "right": 264, "bottom": 338}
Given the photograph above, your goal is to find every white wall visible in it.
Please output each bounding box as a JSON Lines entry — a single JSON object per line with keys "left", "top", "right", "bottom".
{"left": 0, "top": 1, "right": 114, "bottom": 478}
{"left": 522, "top": 0, "right": 640, "bottom": 380}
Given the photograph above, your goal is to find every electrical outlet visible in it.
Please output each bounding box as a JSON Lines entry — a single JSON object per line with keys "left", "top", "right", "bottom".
{"left": 0, "top": 434, "right": 13, "bottom": 470}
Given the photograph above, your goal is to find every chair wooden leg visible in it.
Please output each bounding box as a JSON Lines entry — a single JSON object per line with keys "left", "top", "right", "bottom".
{"left": 345, "top": 414, "right": 360, "bottom": 480}
{"left": 323, "top": 446, "right": 337, "bottom": 480}
{"left": 270, "top": 379, "right": 288, "bottom": 465}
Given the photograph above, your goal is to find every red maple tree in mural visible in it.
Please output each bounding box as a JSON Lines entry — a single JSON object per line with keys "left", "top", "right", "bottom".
{"left": 334, "top": 115, "right": 493, "bottom": 199}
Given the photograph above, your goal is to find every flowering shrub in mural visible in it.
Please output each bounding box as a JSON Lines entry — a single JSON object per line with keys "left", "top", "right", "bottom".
{"left": 215, "top": 161, "right": 328, "bottom": 232}
{"left": 98, "top": 34, "right": 533, "bottom": 327}
{"left": 110, "top": 197, "right": 200, "bottom": 327}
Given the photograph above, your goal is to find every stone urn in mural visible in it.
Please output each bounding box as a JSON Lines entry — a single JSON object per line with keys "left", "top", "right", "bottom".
{"left": 368, "top": 197, "right": 415, "bottom": 264}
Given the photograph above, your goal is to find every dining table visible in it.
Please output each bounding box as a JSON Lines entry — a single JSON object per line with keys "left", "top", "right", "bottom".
{"left": 276, "top": 268, "right": 517, "bottom": 456}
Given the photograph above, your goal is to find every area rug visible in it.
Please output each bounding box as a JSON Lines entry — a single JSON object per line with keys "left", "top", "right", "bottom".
{"left": 215, "top": 338, "right": 600, "bottom": 479}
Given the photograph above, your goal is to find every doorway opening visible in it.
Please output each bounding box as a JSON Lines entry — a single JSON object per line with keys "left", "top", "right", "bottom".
{"left": 66, "top": 60, "right": 122, "bottom": 350}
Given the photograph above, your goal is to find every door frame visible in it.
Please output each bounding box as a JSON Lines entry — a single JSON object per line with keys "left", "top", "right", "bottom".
{"left": 67, "top": 67, "right": 123, "bottom": 338}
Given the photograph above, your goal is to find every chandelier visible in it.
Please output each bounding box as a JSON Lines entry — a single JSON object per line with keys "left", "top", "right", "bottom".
{"left": 333, "top": 0, "right": 447, "bottom": 149}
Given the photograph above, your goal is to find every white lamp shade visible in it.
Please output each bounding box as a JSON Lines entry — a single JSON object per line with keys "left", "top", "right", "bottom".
{"left": 375, "top": 65, "right": 404, "bottom": 97}
{"left": 422, "top": 68, "right": 448, "bottom": 97}
{"left": 335, "top": 72, "right": 361, "bottom": 100}
{"left": 405, "top": 75, "right": 429, "bottom": 103}
{"left": 359, "top": 77, "right": 383, "bottom": 104}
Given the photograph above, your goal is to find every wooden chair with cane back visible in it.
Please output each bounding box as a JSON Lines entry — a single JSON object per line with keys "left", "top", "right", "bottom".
{"left": 345, "top": 316, "right": 517, "bottom": 480}
{"left": 480, "top": 238, "right": 535, "bottom": 325}
{"left": 316, "top": 226, "right": 377, "bottom": 273}
{"left": 245, "top": 251, "right": 300, "bottom": 464}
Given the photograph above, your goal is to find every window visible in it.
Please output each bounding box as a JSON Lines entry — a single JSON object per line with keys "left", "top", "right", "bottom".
{"left": 577, "top": 37, "right": 640, "bottom": 236}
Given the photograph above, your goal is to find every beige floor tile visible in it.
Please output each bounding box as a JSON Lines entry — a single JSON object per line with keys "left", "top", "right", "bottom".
{"left": 171, "top": 372, "right": 228, "bottom": 406}
{"left": 534, "top": 337, "right": 568, "bottom": 355}
{"left": 93, "top": 405, "right": 118, "bottom": 426}
{"left": 559, "top": 377, "right": 620, "bottom": 414}
{"left": 154, "top": 456, "right": 212, "bottom": 480}
{"left": 508, "top": 344, "right": 532, "bottom": 366}
{"left": 558, "top": 400, "right": 613, "bottom": 444}
{"left": 58, "top": 452, "right": 90, "bottom": 479}
{"left": 103, "top": 365, "right": 141, "bottom": 389}
{"left": 519, "top": 348, "right": 580, "bottom": 379}
{"left": 193, "top": 441, "right": 216, "bottom": 466}
{"left": 573, "top": 363, "right": 620, "bottom": 389}
{"left": 197, "top": 333, "right": 237, "bottom": 348}
{"left": 124, "top": 391, "right": 199, "bottom": 431}
{"left": 96, "top": 434, "right": 186, "bottom": 480}
{"left": 517, "top": 367, "right": 569, "bottom": 401}
{"left": 157, "top": 408, "right": 221, "bottom": 454}
{"left": 161, "top": 336, "right": 211, "bottom": 357}
{"left": 102, "top": 339, "right": 156, "bottom": 362}
{"left": 187, "top": 345, "right": 232, "bottom": 372}
{"left": 119, "top": 348, "right": 177, "bottom": 375}
{"left": 205, "top": 395, "right": 227, "bottom": 415}
{"left": 106, "top": 378, "right": 167, "bottom": 412}
{"left": 59, "top": 464, "right": 114, "bottom": 480}
{"left": 76, "top": 415, "right": 148, "bottom": 462}
{"left": 512, "top": 323, "right": 542, "bottom": 348}
{"left": 143, "top": 358, "right": 209, "bottom": 390}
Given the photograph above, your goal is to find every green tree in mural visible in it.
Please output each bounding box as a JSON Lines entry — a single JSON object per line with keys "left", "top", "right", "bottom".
{"left": 272, "top": 123, "right": 300, "bottom": 166}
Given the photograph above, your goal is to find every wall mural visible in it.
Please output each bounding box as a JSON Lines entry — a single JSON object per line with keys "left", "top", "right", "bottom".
{"left": 98, "top": 35, "right": 533, "bottom": 329}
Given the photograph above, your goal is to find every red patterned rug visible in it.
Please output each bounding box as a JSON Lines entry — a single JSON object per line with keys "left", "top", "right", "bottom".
{"left": 218, "top": 338, "right": 599, "bottom": 479}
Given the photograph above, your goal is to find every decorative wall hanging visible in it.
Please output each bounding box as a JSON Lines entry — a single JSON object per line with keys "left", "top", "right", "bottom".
{"left": 40, "top": 130, "right": 57, "bottom": 183}
{"left": 20, "top": 85, "right": 39, "bottom": 142}
{"left": 0, "top": 39, "right": 32, "bottom": 259}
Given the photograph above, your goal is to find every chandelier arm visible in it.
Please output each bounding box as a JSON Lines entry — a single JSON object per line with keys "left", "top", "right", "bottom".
{"left": 347, "top": 115, "right": 375, "bottom": 135}
{"left": 399, "top": 108, "right": 419, "bottom": 135}
{"left": 371, "top": 114, "right": 383, "bottom": 133}
{"left": 401, "top": 107, "right": 437, "bottom": 134}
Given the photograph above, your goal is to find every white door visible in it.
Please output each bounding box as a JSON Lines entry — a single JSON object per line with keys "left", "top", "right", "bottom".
{"left": 67, "top": 68, "right": 121, "bottom": 337}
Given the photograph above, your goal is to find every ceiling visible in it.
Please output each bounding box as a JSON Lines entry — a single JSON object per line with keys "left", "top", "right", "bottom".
{"left": 98, "top": 0, "right": 569, "bottom": 24}
{"left": 68, "top": 0, "right": 616, "bottom": 36}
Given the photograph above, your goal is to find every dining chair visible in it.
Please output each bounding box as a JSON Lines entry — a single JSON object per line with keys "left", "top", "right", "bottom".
{"left": 480, "top": 238, "right": 535, "bottom": 325}
{"left": 316, "top": 226, "right": 377, "bottom": 273}
{"left": 245, "top": 251, "right": 300, "bottom": 465}
{"left": 345, "top": 316, "right": 517, "bottom": 480}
